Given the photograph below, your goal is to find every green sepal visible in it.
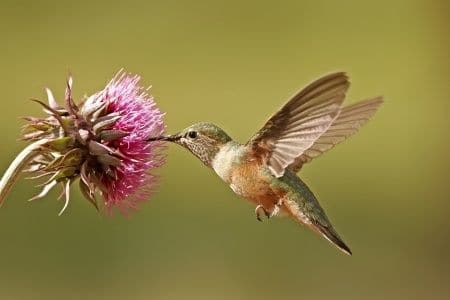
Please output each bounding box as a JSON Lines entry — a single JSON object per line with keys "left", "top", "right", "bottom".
{"left": 59, "top": 148, "right": 84, "bottom": 167}
{"left": 45, "top": 137, "right": 75, "bottom": 152}
{"left": 79, "top": 179, "right": 99, "bottom": 211}
{"left": 98, "top": 129, "right": 128, "bottom": 142}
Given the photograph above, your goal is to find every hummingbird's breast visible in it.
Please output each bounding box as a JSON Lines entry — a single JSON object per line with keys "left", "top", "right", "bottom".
{"left": 212, "top": 143, "right": 321, "bottom": 220}
{"left": 211, "top": 142, "right": 281, "bottom": 204}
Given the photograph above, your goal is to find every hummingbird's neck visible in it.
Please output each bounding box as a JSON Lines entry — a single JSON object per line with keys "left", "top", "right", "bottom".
{"left": 211, "top": 141, "right": 244, "bottom": 182}
{"left": 196, "top": 140, "right": 233, "bottom": 167}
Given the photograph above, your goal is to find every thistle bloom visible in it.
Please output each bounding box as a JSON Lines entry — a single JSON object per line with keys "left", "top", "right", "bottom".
{"left": 0, "top": 71, "right": 165, "bottom": 214}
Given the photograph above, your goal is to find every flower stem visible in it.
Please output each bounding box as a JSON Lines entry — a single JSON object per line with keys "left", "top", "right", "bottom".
{"left": 0, "top": 139, "right": 50, "bottom": 207}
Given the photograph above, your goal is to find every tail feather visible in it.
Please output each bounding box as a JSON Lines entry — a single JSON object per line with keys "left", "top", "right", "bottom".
{"left": 280, "top": 172, "right": 352, "bottom": 255}
{"left": 313, "top": 222, "right": 352, "bottom": 256}
{"left": 283, "top": 196, "right": 352, "bottom": 256}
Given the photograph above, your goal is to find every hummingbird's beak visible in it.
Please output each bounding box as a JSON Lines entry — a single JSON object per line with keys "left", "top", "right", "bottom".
{"left": 147, "top": 134, "right": 180, "bottom": 142}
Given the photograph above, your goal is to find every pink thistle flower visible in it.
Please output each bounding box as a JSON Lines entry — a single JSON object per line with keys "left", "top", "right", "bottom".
{"left": 0, "top": 70, "right": 166, "bottom": 215}
{"left": 97, "top": 73, "right": 165, "bottom": 212}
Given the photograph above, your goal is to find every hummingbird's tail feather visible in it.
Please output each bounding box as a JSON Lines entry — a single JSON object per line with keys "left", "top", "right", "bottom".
{"left": 283, "top": 196, "right": 352, "bottom": 255}
{"left": 312, "top": 222, "right": 352, "bottom": 256}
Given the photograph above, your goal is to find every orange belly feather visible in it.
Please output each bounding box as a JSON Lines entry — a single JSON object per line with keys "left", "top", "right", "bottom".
{"left": 229, "top": 160, "right": 286, "bottom": 213}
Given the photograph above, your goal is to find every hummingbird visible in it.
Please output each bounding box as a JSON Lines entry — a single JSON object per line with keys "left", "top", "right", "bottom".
{"left": 149, "top": 72, "right": 382, "bottom": 255}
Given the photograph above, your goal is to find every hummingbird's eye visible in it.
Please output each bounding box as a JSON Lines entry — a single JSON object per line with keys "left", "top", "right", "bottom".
{"left": 187, "top": 131, "right": 198, "bottom": 139}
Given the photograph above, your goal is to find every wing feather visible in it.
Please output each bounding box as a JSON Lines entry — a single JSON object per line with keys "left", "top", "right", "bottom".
{"left": 288, "top": 96, "right": 383, "bottom": 172}
{"left": 248, "top": 72, "right": 350, "bottom": 177}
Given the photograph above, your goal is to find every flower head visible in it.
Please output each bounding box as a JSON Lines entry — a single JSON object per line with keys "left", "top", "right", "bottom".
{"left": 20, "top": 70, "right": 165, "bottom": 214}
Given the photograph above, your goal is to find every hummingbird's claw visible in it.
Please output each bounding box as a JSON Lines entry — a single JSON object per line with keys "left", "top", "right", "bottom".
{"left": 269, "top": 199, "right": 283, "bottom": 218}
{"left": 255, "top": 205, "right": 270, "bottom": 222}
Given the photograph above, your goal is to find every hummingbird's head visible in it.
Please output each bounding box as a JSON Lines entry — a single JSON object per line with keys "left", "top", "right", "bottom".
{"left": 148, "top": 122, "right": 232, "bottom": 167}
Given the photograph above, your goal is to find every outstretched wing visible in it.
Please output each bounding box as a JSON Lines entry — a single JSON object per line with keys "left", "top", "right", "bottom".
{"left": 247, "top": 72, "right": 350, "bottom": 177}
{"left": 288, "top": 97, "right": 383, "bottom": 172}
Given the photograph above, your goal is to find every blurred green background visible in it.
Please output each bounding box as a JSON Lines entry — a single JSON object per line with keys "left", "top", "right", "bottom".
{"left": 0, "top": 0, "right": 449, "bottom": 299}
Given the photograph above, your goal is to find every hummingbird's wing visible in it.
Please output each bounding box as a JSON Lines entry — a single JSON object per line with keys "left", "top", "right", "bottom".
{"left": 247, "top": 72, "right": 350, "bottom": 177}
{"left": 287, "top": 96, "right": 383, "bottom": 172}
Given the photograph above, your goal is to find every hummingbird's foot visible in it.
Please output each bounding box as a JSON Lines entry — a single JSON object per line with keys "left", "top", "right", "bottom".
{"left": 269, "top": 199, "right": 283, "bottom": 218}
{"left": 255, "top": 205, "right": 270, "bottom": 222}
